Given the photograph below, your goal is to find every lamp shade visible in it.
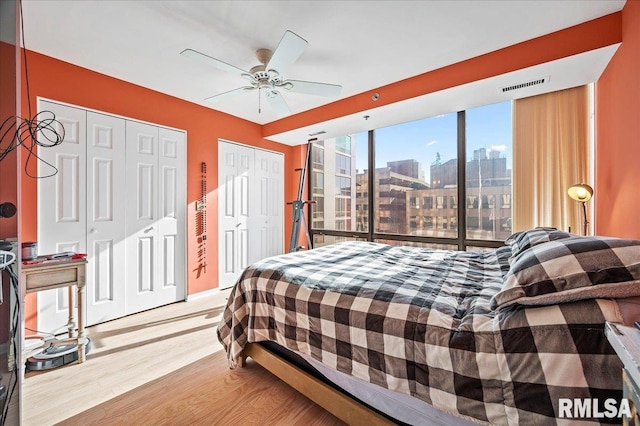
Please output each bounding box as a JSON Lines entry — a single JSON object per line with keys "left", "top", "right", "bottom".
{"left": 567, "top": 183, "right": 593, "bottom": 202}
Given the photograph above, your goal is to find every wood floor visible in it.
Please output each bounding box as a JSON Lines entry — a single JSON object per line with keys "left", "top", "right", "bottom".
{"left": 22, "top": 290, "right": 344, "bottom": 426}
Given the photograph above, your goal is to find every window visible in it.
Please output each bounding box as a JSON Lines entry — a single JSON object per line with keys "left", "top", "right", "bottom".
{"left": 374, "top": 113, "right": 457, "bottom": 238}
{"left": 466, "top": 101, "right": 512, "bottom": 241}
{"left": 467, "top": 196, "right": 478, "bottom": 209}
{"left": 309, "top": 101, "right": 512, "bottom": 250}
{"left": 336, "top": 219, "right": 351, "bottom": 230}
{"left": 310, "top": 133, "right": 367, "bottom": 233}
{"left": 312, "top": 146, "right": 324, "bottom": 169}
{"left": 336, "top": 176, "right": 351, "bottom": 196}
{"left": 312, "top": 197, "right": 324, "bottom": 220}
{"left": 336, "top": 153, "right": 350, "bottom": 175}
{"left": 438, "top": 216, "right": 447, "bottom": 229}
{"left": 502, "top": 194, "right": 511, "bottom": 208}
{"left": 481, "top": 196, "right": 490, "bottom": 209}
{"left": 467, "top": 216, "right": 479, "bottom": 230}
{"left": 312, "top": 171, "right": 324, "bottom": 194}
{"left": 423, "top": 196, "right": 433, "bottom": 209}
{"left": 335, "top": 197, "right": 351, "bottom": 217}
{"left": 335, "top": 135, "right": 351, "bottom": 155}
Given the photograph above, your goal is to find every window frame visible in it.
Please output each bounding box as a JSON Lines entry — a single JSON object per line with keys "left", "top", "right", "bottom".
{"left": 308, "top": 110, "right": 507, "bottom": 250}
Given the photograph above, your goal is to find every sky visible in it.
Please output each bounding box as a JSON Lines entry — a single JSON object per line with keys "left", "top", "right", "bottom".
{"left": 354, "top": 101, "right": 512, "bottom": 181}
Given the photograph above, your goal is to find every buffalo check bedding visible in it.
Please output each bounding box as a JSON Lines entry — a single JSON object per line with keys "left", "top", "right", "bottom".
{"left": 217, "top": 239, "right": 629, "bottom": 425}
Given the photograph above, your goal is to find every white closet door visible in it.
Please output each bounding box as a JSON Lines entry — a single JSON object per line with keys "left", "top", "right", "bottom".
{"left": 86, "top": 111, "right": 126, "bottom": 325}
{"left": 219, "top": 141, "right": 283, "bottom": 289}
{"left": 125, "top": 121, "right": 160, "bottom": 313}
{"left": 218, "top": 141, "right": 254, "bottom": 289}
{"left": 37, "top": 101, "right": 187, "bottom": 328}
{"left": 251, "top": 149, "right": 284, "bottom": 261}
{"left": 37, "top": 101, "right": 87, "bottom": 332}
{"left": 268, "top": 151, "right": 284, "bottom": 257}
{"left": 156, "top": 127, "right": 186, "bottom": 305}
{"left": 125, "top": 122, "right": 186, "bottom": 313}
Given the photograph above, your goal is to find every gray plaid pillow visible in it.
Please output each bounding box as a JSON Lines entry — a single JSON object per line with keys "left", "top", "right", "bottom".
{"left": 491, "top": 236, "right": 640, "bottom": 310}
{"left": 505, "top": 227, "right": 574, "bottom": 263}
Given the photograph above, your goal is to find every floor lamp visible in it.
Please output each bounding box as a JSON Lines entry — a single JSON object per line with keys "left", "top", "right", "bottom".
{"left": 567, "top": 183, "right": 593, "bottom": 236}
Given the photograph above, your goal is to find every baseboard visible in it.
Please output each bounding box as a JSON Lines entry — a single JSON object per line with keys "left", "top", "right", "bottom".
{"left": 186, "top": 287, "right": 224, "bottom": 301}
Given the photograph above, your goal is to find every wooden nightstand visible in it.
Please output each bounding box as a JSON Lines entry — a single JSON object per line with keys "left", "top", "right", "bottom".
{"left": 21, "top": 259, "right": 89, "bottom": 364}
{"left": 605, "top": 322, "right": 640, "bottom": 425}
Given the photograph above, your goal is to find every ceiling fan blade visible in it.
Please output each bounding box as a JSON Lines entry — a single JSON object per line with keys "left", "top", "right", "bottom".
{"left": 281, "top": 79, "right": 342, "bottom": 97}
{"left": 204, "top": 86, "right": 255, "bottom": 103}
{"left": 265, "top": 90, "right": 291, "bottom": 118}
{"left": 181, "top": 48, "right": 250, "bottom": 77}
{"left": 266, "top": 31, "right": 308, "bottom": 74}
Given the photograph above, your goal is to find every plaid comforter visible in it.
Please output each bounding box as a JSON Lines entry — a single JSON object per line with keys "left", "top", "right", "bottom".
{"left": 217, "top": 241, "right": 622, "bottom": 425}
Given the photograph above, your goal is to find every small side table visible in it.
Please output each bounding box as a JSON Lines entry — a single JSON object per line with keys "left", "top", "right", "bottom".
{"left": 22, "top": 258, "right": 88, "bottom": 364}
{"left": 605, "top": 322, "right": 640, "bottom": 425}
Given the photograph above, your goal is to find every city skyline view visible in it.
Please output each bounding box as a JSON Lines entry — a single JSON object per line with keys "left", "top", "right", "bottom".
{"left": 311, "top": 100, "right": 514, "bottom": 247}
{"left": 355, "top": 101, "right": 512, "bottom": 184}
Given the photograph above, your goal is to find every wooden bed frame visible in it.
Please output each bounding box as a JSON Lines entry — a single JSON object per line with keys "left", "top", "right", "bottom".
{"left": 240, "top": 343, "right": 395, "bottom": 425}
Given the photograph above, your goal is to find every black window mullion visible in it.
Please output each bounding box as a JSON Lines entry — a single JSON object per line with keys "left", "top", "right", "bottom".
{"left": 368, "top": 129, "right": 375, "bottom": 242}
{"left": 307, "top": 142, "right": 314, "bottom": 246}
{"left": 457, "top": 111, "right": 467, "bottom": 251}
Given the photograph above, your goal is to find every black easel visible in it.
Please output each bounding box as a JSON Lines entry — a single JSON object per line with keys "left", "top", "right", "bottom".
{"left": 287, "top": 139, "right": 316, "bottom": 252}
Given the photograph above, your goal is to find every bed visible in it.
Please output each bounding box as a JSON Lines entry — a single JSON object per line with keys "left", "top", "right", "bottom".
{"left": 217, "top": 228, "right": 640, "bottom": 425}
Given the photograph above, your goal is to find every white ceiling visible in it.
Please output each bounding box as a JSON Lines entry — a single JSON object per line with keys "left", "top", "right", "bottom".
{"left": 21, "top": 0, "right": 625, "bottom": 145}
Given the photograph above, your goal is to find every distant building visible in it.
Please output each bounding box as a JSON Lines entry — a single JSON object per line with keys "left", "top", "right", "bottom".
{"left": 430, "top": 158, "right": 456, "bottom": 188}
{"left": 407, "top": 148, "right": 512, "bottom": 240}
{"left": 466, "top": 147, "right": 510, "bottom": 188}
{"left": 310, "top": 136, "right": 357, "bottom": 232}
{"left": 356, "top": 160, "right": 429, "bottom": 234}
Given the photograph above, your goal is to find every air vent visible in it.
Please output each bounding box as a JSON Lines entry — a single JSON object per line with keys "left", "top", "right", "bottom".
{"left": 501, "top": 76, "right": 549, "bottom": 93}
{"left": 308, "top": 130, "right": 326, "bottom": 137}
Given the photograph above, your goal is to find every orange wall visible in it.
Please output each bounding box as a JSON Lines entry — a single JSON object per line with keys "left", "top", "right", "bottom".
{"left": 0, "top": 36, "right": 20, "bottom": 345}
{"left": 0, "top": 43, "right": 19, "bottom": 241}
{"left": 595, "top": 0, "right": 640, "bottom": 239}
{"left": 19, "top": 50, "right": 301, "bottom": 329}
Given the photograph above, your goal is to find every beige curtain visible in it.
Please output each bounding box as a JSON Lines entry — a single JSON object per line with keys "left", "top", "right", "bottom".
{"left": 513, "top": 85, "right": 589, "bottom": 234}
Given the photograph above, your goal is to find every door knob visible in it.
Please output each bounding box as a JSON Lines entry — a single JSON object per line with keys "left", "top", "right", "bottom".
{"left": 89, "top": 228, "right": 97, "bottom": 234}
{"left": 144, "top": 226, "right": 154, "bottom": 233}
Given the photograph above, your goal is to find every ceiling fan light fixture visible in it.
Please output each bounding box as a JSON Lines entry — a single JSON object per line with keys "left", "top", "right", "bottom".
{"left": 255, "top": 48, "right": 272, "bottom": 65}
{"left": 241, "top": 73, "right": 256, "bottom": 83}
{"left": 183, "top": 30, "right": 341, "bottom": 118}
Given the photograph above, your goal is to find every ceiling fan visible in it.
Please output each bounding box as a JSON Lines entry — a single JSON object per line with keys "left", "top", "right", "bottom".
{"left": 181, "top": 30, "right": 342, "bottom": 118}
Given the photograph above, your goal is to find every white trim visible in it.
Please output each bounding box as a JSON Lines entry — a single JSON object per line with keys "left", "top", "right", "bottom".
{"left": 218, "top": 138, "right": 284, "bottom": 157}
{"left": 36, "top": 96, "right": 187, "bottom": 135}
{"left": 186, "top": 287, "right": 224, "bottom": 301}
{"left": 588, "top": 83, "right": 595, "bottom": 235}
